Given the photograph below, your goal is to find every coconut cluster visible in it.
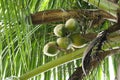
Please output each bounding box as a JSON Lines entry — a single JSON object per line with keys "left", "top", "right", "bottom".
{"left": 43, "top": 18, "right": 87, "bottom": 56}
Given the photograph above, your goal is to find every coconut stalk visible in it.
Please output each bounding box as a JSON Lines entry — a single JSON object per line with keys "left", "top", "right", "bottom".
{"left": 19, "top": 47, "right": 85, "bottom": 80}
{"left": 31, "top": 9, "right": 116, "bottom": 25}
{"left": 19, "top": 43, "right": 120, "bottom": 80}
{"left": 30, "top": 0, "right": 119, "bottom": 25}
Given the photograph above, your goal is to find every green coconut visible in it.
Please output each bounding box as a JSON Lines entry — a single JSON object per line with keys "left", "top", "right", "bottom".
{"left": 54, "top": 24, "right": 68, "bottom": 37}
{"left": 57, "top": 37, "right": 71, "bottom": 50}
{"left": 70, "top": 33, "right": 87, "bottom": 48}
{"left": 65, "top": 18, "right": 78, "bottom": 32}
{"left": 43, "top": 42, "right": 59, "bottom": 56}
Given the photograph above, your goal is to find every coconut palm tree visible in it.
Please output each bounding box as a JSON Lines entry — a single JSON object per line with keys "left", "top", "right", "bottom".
{"left": 1, "top": 0, "right": 120, "bottom": 80}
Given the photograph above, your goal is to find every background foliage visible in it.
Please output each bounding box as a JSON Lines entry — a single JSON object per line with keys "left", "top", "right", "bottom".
{"left": 0, "top": 0, "right": 120, "bottom": 80}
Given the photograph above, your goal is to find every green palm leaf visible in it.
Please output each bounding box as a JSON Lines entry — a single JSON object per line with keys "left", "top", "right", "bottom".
{"left": 1, "top": 0, "right": 120, "bottom": 80}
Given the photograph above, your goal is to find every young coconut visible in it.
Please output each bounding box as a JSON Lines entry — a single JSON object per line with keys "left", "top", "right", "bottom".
{"left": 57, "top": 37, "right": 71, "bottom": 51}
{"left": 65, "top": 18, "right": 78, "bottom": 32}
{"left": 70, "top": 33, "right": 87, "bottom": 48}
{"left": 43, "top": 42, "right": 59, "bottom": 56}
{"left": 54, "top": 24, "right": 68, "bottom": 37}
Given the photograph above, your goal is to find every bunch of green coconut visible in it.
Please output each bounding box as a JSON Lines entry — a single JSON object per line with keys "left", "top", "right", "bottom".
{"left": 43, "top": 18, "right": 87, "bottom": 56}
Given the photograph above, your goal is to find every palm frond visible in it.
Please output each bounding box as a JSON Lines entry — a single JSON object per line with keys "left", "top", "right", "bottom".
{"left": 1, "top": 0, "right": 120, "bottom": 80}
